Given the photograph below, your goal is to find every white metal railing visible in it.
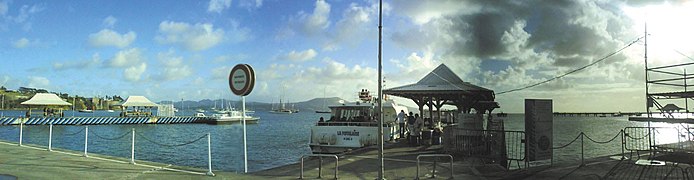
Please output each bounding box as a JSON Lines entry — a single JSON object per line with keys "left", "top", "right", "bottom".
{"left": 300, "top": 154, "right": 338, "bottom": 179}
{"left": 416, "top": 154, "right": 453, "bottom": 179}
{"left": 11, "top": 122, "right": 215, "bottom": 176}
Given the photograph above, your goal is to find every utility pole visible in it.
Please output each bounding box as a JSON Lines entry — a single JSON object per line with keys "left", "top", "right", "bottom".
{"left": 377, "top": 0, "right": 385, "bottom": 179}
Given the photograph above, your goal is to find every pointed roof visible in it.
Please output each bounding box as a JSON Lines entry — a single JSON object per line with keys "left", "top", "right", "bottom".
{"left": 119, "top": 96, "right": 158, "bottom": 107}
{"left": 384, "top": 64, "right": 494, "bottom": 97}
{"left": 21, "top": 93, "right": 72, "bottom": 106}
{"left": 660, "top": 104, "right": 684, "bottom": 112}
{"left": 384, "top": 64, "right": 496, "bottom": 111}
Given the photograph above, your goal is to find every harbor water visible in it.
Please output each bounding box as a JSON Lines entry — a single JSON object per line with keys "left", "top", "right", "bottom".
{"left": 0, "top": 110, "right": 680, "bottom": 172}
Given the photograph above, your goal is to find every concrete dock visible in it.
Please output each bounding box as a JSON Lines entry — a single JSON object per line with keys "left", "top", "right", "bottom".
{"left": 1, "top": 139, "right": 692, "bottom": 179}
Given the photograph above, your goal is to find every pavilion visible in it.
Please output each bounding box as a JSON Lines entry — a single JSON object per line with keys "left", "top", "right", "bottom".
{"left": 21, "top": 93, "right": 72, "bottom": 117}
{"left": 117, "top": 96, "right": 158, "bottom": 117}
{"left": 383, "top": 64, "right": 499, "bottom": 127}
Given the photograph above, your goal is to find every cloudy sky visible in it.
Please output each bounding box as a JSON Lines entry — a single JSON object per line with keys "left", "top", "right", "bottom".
{"left": 1, "top": 0, "right": 694, "bottom": 113}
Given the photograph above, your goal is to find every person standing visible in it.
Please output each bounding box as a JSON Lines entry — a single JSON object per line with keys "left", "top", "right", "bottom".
{"left": 397, "top": 110, "right": 406, "bottom": 139}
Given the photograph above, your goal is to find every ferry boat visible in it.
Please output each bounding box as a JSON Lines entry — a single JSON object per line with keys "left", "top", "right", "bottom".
{"left": 309, "top": 89, "right": 407, "bottom": 154}
{"left": 197, "top": 110, "right": 259, "bottom": 125}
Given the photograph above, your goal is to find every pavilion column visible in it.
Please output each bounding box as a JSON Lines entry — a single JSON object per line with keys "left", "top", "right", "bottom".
{"left": 427, "top": 97, "right": 433, "bottom": 128}
{"left": 434, "top": 100, "right": 445, "bottom": 127}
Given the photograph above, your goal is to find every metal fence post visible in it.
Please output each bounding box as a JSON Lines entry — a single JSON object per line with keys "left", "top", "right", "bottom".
{"left": 84, "top": 126, "right": 89, "bottom": 157}
{"left": 206, "top": 133, "right": 215, "bottom": 176}
{"left": 620, "top": 129, "right": 625, "bottom": 160}
{"left": 48, "top": 122, "right": 53, "bottom": 151}
{"left": 318, "top": 156, "right": 323, "bottom": 178}
{"left": 130, "top": 128, "right": 135, "bottom": 164}
{"left": 19, "top": 122, "right": 23, "bottom": 146}
{"left": 300, "top": 157, "right": 304, "bottom": 179}
{"left": 580, "top": 133, "right": 584, "bottom": 166}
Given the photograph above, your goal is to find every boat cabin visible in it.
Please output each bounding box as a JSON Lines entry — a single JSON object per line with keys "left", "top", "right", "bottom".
{"left": 326, "top": 103, "right": 375, "bottom": 123}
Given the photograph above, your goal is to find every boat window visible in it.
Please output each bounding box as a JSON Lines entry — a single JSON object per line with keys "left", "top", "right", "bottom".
{"left": 330, "top": 107, "right": 373, "bottom": 122}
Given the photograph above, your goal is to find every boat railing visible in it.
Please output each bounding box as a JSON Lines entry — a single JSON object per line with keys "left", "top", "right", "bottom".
{"left": 316, "top": 121, "right": 393, "bottom": 127}
{"left": 300, "top": 154, "right": 338, "bottom": 179}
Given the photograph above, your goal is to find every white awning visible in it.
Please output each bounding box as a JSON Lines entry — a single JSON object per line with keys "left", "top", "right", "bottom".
{"left": 20, "top": 93, "right": 72, "bottom": 106}
{"left": 120, "top": 96, "right": 158, "bottom": 107}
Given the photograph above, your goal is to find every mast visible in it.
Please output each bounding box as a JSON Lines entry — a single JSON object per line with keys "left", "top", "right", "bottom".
{"left": 377, "top": 0, "right": 384, "bottom": 179}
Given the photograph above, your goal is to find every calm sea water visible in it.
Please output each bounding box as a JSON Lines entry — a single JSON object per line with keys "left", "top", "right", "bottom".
{"left": 0, "top": 110, "right": 680, "bottom": 172}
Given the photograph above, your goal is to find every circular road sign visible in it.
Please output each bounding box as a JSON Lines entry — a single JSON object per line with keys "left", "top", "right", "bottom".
{"left": 229, "top": 64, "right": 255, "bottom": 96}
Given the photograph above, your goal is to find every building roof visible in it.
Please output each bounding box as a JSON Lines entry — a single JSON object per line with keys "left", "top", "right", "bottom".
{"left": 20, "top": 93, "right": 72, "bottom": 106}
{"left": 660, "top": 104, "right": 684, "bottom": 112}
{"left": 119, "top": 96, "right": 158, "bottom": 107}
{"left": 384, "top": 64, "right": 495, "bottom": 101}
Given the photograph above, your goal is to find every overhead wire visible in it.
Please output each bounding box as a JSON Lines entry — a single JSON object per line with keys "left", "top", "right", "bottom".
{"left": 497, "top": 36, "right": 645, "bottom": 95}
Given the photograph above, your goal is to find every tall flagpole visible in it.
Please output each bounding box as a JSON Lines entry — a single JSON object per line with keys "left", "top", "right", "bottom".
{"left": 377, "top": 0, "right": 385, "bottom": 179}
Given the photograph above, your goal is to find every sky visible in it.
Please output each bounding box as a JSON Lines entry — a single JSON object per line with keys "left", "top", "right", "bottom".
{"left": 2, "top": 0, "right": 694, "bottom": 113}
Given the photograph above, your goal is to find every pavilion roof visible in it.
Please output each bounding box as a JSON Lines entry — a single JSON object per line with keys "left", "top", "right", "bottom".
{"left": 119, "top": 96, "right": 158, "bottom": 107}
{"left": 20, "top": 93, "right": 72, "bottom": 106}
{"left": 384, "top": 64, "right": 495, "bottom": 102}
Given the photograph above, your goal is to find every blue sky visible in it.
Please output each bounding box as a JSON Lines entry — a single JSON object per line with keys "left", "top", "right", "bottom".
{"left": 2, "top": 0, "right": 694, "bottom": 112}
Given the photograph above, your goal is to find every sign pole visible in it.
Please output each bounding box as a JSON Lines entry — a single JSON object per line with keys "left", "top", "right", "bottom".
{"left": 242, "top": 95, "right": 248, "bottom": 173}
{"left": 229, "top": 64, "right": 255, "bottom": 174}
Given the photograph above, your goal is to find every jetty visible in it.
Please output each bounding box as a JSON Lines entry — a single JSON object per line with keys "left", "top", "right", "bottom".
{"left": 1, "top": 136, "right": 691, "bottom": 179}
{"left": 0, "top": 116, "right": 209, "bottom": 125}
{"left": 553, "top": 112, "right": 643, "bottom": 117}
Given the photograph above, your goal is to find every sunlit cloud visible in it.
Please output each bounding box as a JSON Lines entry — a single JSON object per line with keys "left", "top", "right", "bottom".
{"left": 27, "top": 76, "right": 50, "bottom": 88}
{"left": 88, "top": 29, "right": 136, "bottom": 48}
{"left": 123, "top": 62, "right": 147, "bottom": 82}
{"left": 284, "top": 0, "right": 331, "bottom": 37}
{"left": 107, "top": 48, "right": 144, "bottom": 68}
{"left": 239, "top": 0, "right": 263, "bottom": 10}
{"left": 155, "top": 21, "right": 225, "bottom": 51}
{"left": 12, "top": 37, "right": 29, "bottom": 48}
{"left": 207, "top": 0, "right": 232, "bottom": 13}
{"left": 280, "top": 49, "right": 317, "bottom": 62}
{"left": 102, "top": 15, "right": 117, "bottom": 28}
{"left": 154, "top": 50, "right": 193, "bottom": 81}
{"left": 53, "top": 53, "right": 102, "bottom": 71}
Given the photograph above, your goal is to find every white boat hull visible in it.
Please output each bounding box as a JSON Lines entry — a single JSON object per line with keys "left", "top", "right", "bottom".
{"left": 309, "top": 124, "right": 397, "bottom": 154}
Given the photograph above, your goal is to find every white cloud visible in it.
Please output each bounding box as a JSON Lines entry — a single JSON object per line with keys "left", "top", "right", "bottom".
{"left": 88, "top": 29, "right": 136, "bottom": 48}
{"left": 124, "top": 63, "right": 147, "bottom": 82}
{"left": 239, "top": 0, "right": 263, "bottom": 10}
{"left": 108, "top": 48, "right": 144, "bottom": 68}
{"left": 155, "top": 50, "right": 193, "bottom": 81}
{"left": 102, "top": 16, "right": 117, "bottom": 28}
{"left": 156, "top": 21, "right": 225, "bottom": 51}
{"left": 12, "top": 38, "right": 29, "bottom": 48}
{"left": 304, "top": 0, "right": 331, "bottom": 33}
{"left": 28, "top": 76, "right": 50, "bottom": 88}
{"left": 390, "top": 51, "right": 439, "bottom": 80}
{"left": 227, "top": 19, "right": 251, "bottom": 43}
{"left": 284, "top": 0, "right": 330, "bottom": 37}
{"left": 213, "top": 53, "right": 248, "bottom": 63}
{"left": 208, "top": 0, "right": 232, "bottom": 13}
{"left": 280, "top": 49, "right": 317, "bottom": 62}
{"left": 211, "top": 66, "right": 230, "bottom": 80}
{"left": 324, "top": 2, "right": 381, "bottom": 51}
{"left": 255, "top": 59, "right": 378, "bottom": 103}
{"left": 0, "top": 1, "right": 7, "bottom": 15}
{"left": 53, "top": 53, "right": 102, "bottom": 71}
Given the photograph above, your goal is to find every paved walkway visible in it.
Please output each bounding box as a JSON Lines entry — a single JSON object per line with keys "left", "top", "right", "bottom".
{"left": 2, "top": 138, "right": 693, "bottom": 179}
{"left": 0, "top": 141, "right": 256, "bottom": 179}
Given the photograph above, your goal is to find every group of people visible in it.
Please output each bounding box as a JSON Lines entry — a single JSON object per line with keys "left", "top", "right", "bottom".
{"left": 396, "top": 110, "right": 424, "bottom": 141}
